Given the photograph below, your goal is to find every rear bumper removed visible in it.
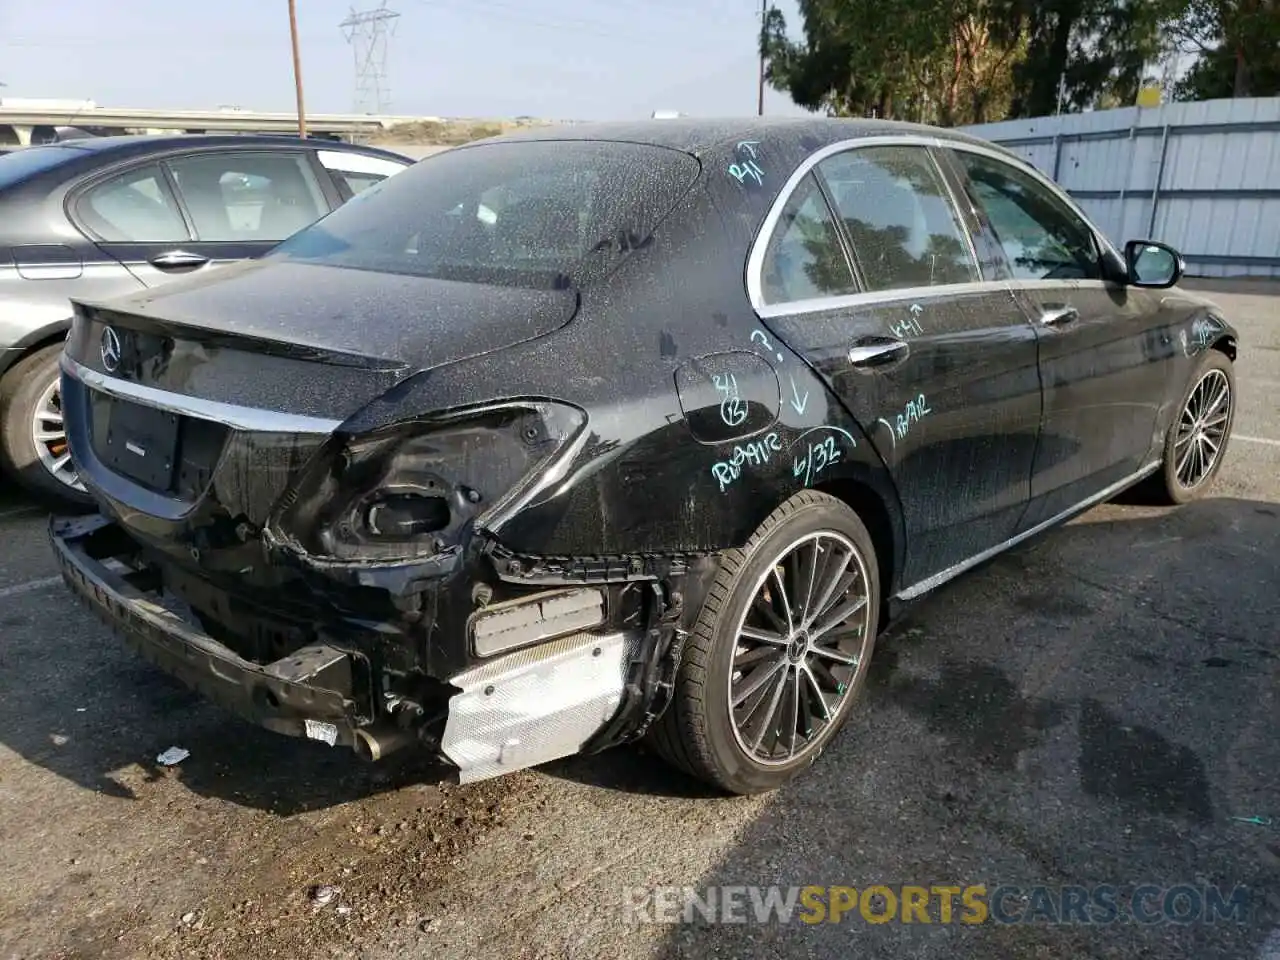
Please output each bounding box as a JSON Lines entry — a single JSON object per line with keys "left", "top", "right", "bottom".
{"left": 49, "top": 514, "right": 641, "bottom": 782}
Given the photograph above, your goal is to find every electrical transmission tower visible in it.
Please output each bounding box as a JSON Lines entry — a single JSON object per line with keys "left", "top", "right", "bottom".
{"left": 340, "top": 3, "right": 400, "bottom": 115}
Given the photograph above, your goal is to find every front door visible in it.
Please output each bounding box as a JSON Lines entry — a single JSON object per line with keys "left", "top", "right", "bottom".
{"left": 945, "top": 148, "right": 1170, "bottom": 527}
{"left": 755, "top": 143, "right": 1043, "bottom": 589}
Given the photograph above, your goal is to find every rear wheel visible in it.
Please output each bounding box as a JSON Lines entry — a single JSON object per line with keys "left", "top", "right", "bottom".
{"left": 648, "top": 491, "right": 880, "bottom": 794}
{"left": 1152, "top": 350, "right": 1235, "bottom": 505}
{"left": 0, "top": 343, "right": 94, "bottom": 510}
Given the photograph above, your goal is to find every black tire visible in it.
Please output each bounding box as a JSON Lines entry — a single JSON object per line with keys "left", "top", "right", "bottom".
{"left": 648, "top": 490, "right": 881, "bottom": 795}
{"left": 0, "top": 343, "right": 95, "bottom": 511}
{"left": 1151, "top": 350, "right": 1235, "bottom": 506}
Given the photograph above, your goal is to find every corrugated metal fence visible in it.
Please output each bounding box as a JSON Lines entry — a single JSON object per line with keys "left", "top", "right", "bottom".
{"left": 959, "top": 96, "right": 1280, "bottom": 278}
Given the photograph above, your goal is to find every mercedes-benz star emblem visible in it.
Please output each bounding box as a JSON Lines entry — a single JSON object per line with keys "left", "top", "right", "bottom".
{"left": 100, "top": 326, "right": 122, "bottom": 373}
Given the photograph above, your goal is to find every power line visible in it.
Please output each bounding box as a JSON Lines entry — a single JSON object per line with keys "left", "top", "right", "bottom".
{"left": 340, "top": 3, "right": 400, "bottom": 114}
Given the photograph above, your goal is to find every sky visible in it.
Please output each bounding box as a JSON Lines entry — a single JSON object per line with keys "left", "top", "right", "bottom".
{"left": 0, "top": 0, "right": 815, "bottom": 120}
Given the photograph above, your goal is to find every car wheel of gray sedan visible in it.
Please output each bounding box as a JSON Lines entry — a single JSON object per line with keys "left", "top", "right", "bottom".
{"left": 1155, "top": 350, "right": 1235, "bottom": 505}
{"left": 648, "top": 490, "right": 880, "bottom": 795}
{"left": 0, "top": 343, "right": 94, "bottom": 510}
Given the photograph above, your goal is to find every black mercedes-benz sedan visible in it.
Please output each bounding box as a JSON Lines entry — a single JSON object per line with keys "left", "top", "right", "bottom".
{"left": 49, "top": 119, "right": 1239, "bottom": 795}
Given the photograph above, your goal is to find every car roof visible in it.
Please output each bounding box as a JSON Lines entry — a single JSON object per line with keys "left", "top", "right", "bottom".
{"left": 34, "top": 133, "right": 410, "bottom": 161}
{"left": 481, "top": 116, "right": 1010, "bottom": 159}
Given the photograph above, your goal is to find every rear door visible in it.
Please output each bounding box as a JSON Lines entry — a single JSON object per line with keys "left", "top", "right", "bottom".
{"left": 71, "top": 148, "right": 332, "bottom": 287}
{"left": 754, "top": 141, "right": 1044, "bottom": 589}
{"left": 943, "top": 147, "right": 1170, "bottom": 528}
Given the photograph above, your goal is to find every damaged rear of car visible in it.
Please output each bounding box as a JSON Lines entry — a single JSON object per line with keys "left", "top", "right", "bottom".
{"left": 51, "top": 135, "right": 723, "bottom": 783}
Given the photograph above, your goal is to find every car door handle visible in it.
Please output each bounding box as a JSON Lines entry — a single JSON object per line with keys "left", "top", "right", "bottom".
{"left": 848, "top": 338, "right": 910, "bottom": 367}
{"left": 148, "top": 250, "right": 209, "bottom": 270}
{"left": 1039, "top": 304, "right": 1079, "bottom": 326}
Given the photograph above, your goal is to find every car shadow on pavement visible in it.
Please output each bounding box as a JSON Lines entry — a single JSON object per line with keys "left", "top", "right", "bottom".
{"left": 642, "top": 496, "right": 1280, "bottom": 959}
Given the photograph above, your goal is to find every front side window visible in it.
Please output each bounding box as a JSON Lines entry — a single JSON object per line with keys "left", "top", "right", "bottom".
{"left": 759, "top": 173, "right": 857, "bottom": 305}
{"left": 818, "top": 146, "right": 979, "bottom": 292}
{"left": 271, "top": 140, "right": 700, "bottom": 289}
{"left": 165, "top": 151, "right": 328, "bottom": 242}
{"left": 78, "top": 163, "right": 189, "bottom": 243}
{"left": 955, "top": 151, "right": 1102, "bottom": 281}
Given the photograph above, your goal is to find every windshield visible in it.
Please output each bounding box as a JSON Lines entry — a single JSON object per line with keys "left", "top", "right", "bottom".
{"left": 0, "top": 145, "right": 85, "bottom": 191}
{"left": 270, "top": 139, "right": 701, "bottom": 288}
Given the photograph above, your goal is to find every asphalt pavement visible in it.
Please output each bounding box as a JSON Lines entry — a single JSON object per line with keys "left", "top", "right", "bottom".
{"left": 0, "top": 281, "right": 1277, "bottom": 960}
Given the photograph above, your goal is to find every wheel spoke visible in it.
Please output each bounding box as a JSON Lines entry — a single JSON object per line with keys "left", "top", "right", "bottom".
{"left": 750, "top": 665, "right": 790, "bottom": 752}
{"left": 1176, "top": 436, "right": 1196, "bottom": 482}
{"left": 803, "top": 545, "right": 850, "bottom": 630}
{"left": 751, "top": 592, "right": 789, "bottom": 636}
{"left": 733, "top": 657, "right": 786, "bottom": 708}
{"left": 795, "top": 539, "right": 820, "bottom": 623}
{"left": 50, "top": 453, "right": 72, "bottom": 474}
{"left": 734, "top": 644, "right": 779, "bottom": 670}
{"left": 739, "top": 625, "right": 787, "bottom": 645}
{"left": 809, "top": 644, "right": 859, "bottom": 666}
{"left": 784, "top": 669, "right": 801, "bottom": 759}
{"left": 800, "top": 663, "right": 831, "bottom": 722}
{"left": 772, "top": 566, "right": 795, "bottom": 634}
{"left": 33, "top": 429, "right": 66, "bottom": 443}
{"left": 811, "top": 594, "right": 867, "bottom": 640}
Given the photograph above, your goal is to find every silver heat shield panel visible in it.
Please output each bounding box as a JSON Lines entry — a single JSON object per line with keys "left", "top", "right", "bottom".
{"left": 441, "top": 629, "right": 638, "bottom": 783}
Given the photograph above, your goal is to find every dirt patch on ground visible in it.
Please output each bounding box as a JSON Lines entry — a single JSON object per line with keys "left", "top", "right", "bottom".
{"left": 34, "top": 760, "right": 545, "bottom": 960}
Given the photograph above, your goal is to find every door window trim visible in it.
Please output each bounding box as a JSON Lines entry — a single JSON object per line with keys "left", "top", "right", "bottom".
{"left": 745, "top": 134, "right": 1121, "bottom": 318}
{"left": 67, "top": 159, "right": 195, "bottom": 244}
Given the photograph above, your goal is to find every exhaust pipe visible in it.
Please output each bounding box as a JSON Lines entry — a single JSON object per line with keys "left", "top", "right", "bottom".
{"left": 352, "top": 723, "right": 416, "bottom": 762}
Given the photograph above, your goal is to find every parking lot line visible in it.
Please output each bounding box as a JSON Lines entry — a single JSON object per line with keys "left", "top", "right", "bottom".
{"left": 0, "top": 576, "right": 62, "bottom": 600}
{"left": 1237, "top": 434, "right": 1280, "bottom": 447}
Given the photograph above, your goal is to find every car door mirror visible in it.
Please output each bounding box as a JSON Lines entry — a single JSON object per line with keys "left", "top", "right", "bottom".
{"left": 1125, "top": 239, "right": 1184, "bottom": 288}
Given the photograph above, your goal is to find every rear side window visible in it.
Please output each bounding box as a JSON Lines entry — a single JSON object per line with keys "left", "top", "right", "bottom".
{"left": 818, "top": 146, "right": 979, "bottom": 292}
{"left": 271, "top": 140, "right": 701, "bottom": 288}
{"left": 759, "top": 173, "right": 856, "bottom": 304}
{"left": 78, "top": 163, "right": 189, "bottom": 243}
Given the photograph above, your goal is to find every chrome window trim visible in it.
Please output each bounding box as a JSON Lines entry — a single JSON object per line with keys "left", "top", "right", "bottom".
{"left": 745, "top": 133, "right": 1123, "bottom": 315}
{"left": 61, "top": 354, "right": 343, "bottom": 434}
{"left": 755, "top": 279, "right": 1013, "bottom": 319}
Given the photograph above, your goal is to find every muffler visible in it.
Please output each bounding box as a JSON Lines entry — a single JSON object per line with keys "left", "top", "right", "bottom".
{"left": 352, "top": 723, "right": 417, "bottom": 762}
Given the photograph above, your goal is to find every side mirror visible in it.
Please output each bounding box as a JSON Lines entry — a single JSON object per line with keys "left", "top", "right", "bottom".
{"left": 1125, "top": 239, "right": 1184, "bottom": 288}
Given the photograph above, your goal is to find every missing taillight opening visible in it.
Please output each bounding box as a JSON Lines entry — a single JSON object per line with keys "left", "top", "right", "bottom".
{"left": 266, "top": 399, "right": 586, "bottom": 563}
{"left": 365, "top": 493, "right": 450, "bottom": 538}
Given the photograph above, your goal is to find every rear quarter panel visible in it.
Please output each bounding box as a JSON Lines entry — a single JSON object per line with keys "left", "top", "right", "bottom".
{"left": 344, "top": 141, "right": 905, "bottom": 584}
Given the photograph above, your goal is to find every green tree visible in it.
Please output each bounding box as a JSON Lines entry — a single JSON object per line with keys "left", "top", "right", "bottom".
{"left": 762, "top": 0, "right": 1180, "bottom": 122}
{"left": 1167, "top": 0, "right": 1280, "bottom": 98}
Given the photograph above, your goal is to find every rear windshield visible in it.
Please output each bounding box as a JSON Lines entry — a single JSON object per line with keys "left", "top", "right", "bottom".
{"left": 270, "top": 139, "right": 701, "bottom": 288}
{"left": 0, "top": 145, "right": 84, "bottom": 191}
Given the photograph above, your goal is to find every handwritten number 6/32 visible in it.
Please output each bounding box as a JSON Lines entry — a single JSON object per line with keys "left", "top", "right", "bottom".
{"left": 793, "top": 436, "right": 840, "bottom": 482}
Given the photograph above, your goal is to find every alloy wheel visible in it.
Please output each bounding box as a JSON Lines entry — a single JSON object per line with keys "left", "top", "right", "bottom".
{"left": 727, "top": 531, "right": 874, "bottom": 766}
{"left": 30, "top": 377, "right": 86, "bottom": 493}
{"left": 1174, "top": 368, "right": 1231, "bottom": 490}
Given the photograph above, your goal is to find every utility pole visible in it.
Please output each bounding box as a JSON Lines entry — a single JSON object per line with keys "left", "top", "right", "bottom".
{"left": 288, "top": 0, "right": 307, "bottom": 137}
{"left": 757, "top": 0, "right": 767, "bottom": 116}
